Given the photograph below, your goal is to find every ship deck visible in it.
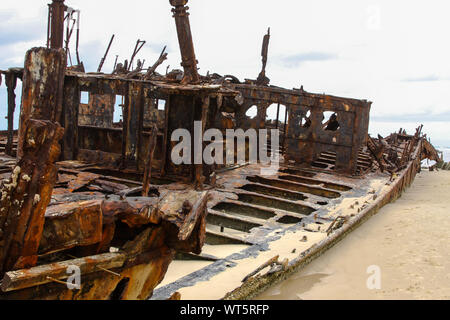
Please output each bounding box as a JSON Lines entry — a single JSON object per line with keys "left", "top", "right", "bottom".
{"left": 148, "top": 138, "right": 423, "bottom": 300}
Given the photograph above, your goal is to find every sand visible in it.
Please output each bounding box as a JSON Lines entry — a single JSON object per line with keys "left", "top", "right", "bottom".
{"left": 256, "top": 170, "right": 450, "bottom": 300}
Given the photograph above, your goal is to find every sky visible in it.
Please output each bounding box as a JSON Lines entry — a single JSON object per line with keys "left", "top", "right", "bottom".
{"left": 1, "top": 0, "right": 450, "bottom": 147}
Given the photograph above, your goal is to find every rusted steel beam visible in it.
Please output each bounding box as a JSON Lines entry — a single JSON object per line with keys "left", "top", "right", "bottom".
{"left": 256, "top": 28, "right": 271, "bottom": 86}
{"left": 421, "top": 139, "right": 440, "bottom": 162}
{"left": 242, "top": 255, "right": 279, "bottom": 283}
{"left": 142, "top": 125, "right": 158, "bottom": 197}
{"left": 98, "top": 34, "right": 115, "bottom": 73}
{"left": 49, "top": 0, "right": 67, "bottom": 50}
{"left": 282, "top": 105, "right": 288, "bottom": 149}
{"left": 367, "top": 136, "right": 387, "bottom": 172}
{"left": 275, "top": 103, "right": 280, "bottom": 129}
{"left": 160, "top": 190, "right": 209, "bottom": 254}
{"left": 399, "top": 140, "right": 411, "bottom": 168}
{"left": 164, "top": 94, "right": 196, "bottom": 177}
{"left": 128, "top": 40, "right": 146, "bottom": 72}
{"left": 350, "top": 100, "right": 371, "bottom": 173}
{"left": 136, "top": 91, "right": 148, "bottom": 171}
{"left": 194, "top": 96, "right": 210, "bottom": 190}
{"left": 160, "top": 96, "right": 171, "bottom": 176}
{"left": 123, "top": 83, "right": 144, "bottom": 166}
{"left": 0, "top": 248, "right": 170, "bottom": 299}
{"left": 66, "top": 72, "right": 236, "bottom": 98}
{"left": 1, "top": 252, "right": 127, "bottom": 293}
{"left": 170, "top": 0, "right": 200, "bottom": 84}
{"left": 101, "top": 198, "right": 160, "bottom": 227}
{"left": 39, "top": 200, "right": 103, "bottom": 255}
{"left": 65, "top": 171, "right": 99, "bottom": 192}
{"left": 145, "top": 46, "right": 168, "bottom": 80}
{"left": 17, "top": 47, "right": 66, "bottom": 158}
{"left": 230, "top": 83, "right": 367, "bottom": 107}
{"left": 77, "top": 149, "right": 122, "bottom": 166}
{"left": 4, "top": 71, "right": 18, "bottom": 156}
{"left": 96, "top": 222, "right": 115, "bottom": 254}
{"left": 61, "top": 77, "right": 79, "bottom": 160}
{"left": 94, "top": 179, "right": 128, "bottom": 194}
{"left": 0, "top": 120, "right": 64, "bottom": 274}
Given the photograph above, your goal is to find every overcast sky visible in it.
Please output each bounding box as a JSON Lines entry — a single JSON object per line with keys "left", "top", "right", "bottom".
{"left": 1, "top": 0, "right": 450, "bottom": 147}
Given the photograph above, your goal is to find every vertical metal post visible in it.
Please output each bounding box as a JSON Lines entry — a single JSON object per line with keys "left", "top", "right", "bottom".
{"left": 275, "top": 103, "right": 280, "bottom": 129}
{"left": 282, "top": 106, "right": 288, "bottom": 150}
{"left": 169, "top": 0, "right": 200, "bottom": 84}
{"left": 17, "top": 47, "right": 66, "bottom": 159}
{"left": 5, "top": 72, "right": 17, "bottom": 156}
{"left": 49, "top": 0, "right": 67, "bottom": 49}
{"left": 46, "top": 4, "right": 52, "bottom": 48}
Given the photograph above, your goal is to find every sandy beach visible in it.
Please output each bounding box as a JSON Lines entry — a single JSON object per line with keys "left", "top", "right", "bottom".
{"left": 256, "top": 170, "right": 450, "bottom": 300}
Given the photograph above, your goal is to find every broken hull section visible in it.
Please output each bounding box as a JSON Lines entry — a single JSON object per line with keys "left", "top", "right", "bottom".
{"left": 151, "top": 137, "right": 434, "bottom": 300}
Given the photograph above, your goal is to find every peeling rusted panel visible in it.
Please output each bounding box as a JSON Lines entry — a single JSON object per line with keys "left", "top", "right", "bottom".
{"left": 143, "top": 98, "right": 165, "bottom": 128}
{"left": 62, "top": 77, "right": 80, "bottom": 160}
{"left": 17, "top": 47, "right": 66, "bottom": 158}
{"left": 226, "top": 84, "right": 372, "bottom": 174}
{"left": 0, "top": 120, "right": 64, "bottom": 274}
{"left": 39, "top": 200, "right": 103, "bottom": 254}
{"left": 78, "top": 93, "right": 115, "bottom": 128}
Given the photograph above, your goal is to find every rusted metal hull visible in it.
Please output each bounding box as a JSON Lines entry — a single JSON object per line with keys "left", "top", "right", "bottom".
{"left": 0, "top": 249, "right": 174, "bottom": 300}
{"left": 0, "top": 185, "right": 209, "bottom": 300}
{"left": 0, "top": 0, "right": 441, "bottom": 301}
{"left": 151, "top": 135, "right": 434, "bottom": 300}
{"left": 223, "top": 139, "right": 427, "bottom": 300}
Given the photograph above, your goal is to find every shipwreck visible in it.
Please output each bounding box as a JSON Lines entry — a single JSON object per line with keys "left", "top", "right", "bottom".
{"left": 0, "top": 0, "right": 441, "bottom": 300}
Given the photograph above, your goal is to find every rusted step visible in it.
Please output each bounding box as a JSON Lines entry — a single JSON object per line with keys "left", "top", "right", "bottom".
{"left": 233, "top": 190, "right": 316, "bottom": 215}
{"left": 318, "top": 152, "right": 372, "bottom": 167}
{"left": 212, "top": 199, "right": 306, "bottom": 224}
{"left": 247, "top": 176, "right": 341, "bottom": 199}
{"left": 311, "top": 160, "right": 331, "bottom": 169}
{"left": 277, "top": 174, "right": 352, "bottom": 192}
{"left": 206, "top": 209, "right": 264, "bottom": 233}
{"left": 212, "top": 200, "right": 276, "bottom": 220}
{"left": 239, "top": 182, "right": 308, "bottom": 201}
{"left": 238, "top": 182, "right": 331, "bottom": 206}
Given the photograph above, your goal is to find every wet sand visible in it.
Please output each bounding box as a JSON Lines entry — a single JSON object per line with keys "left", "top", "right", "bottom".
{"left": 256, "top": 170, "right": 450, "bottom": 300}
